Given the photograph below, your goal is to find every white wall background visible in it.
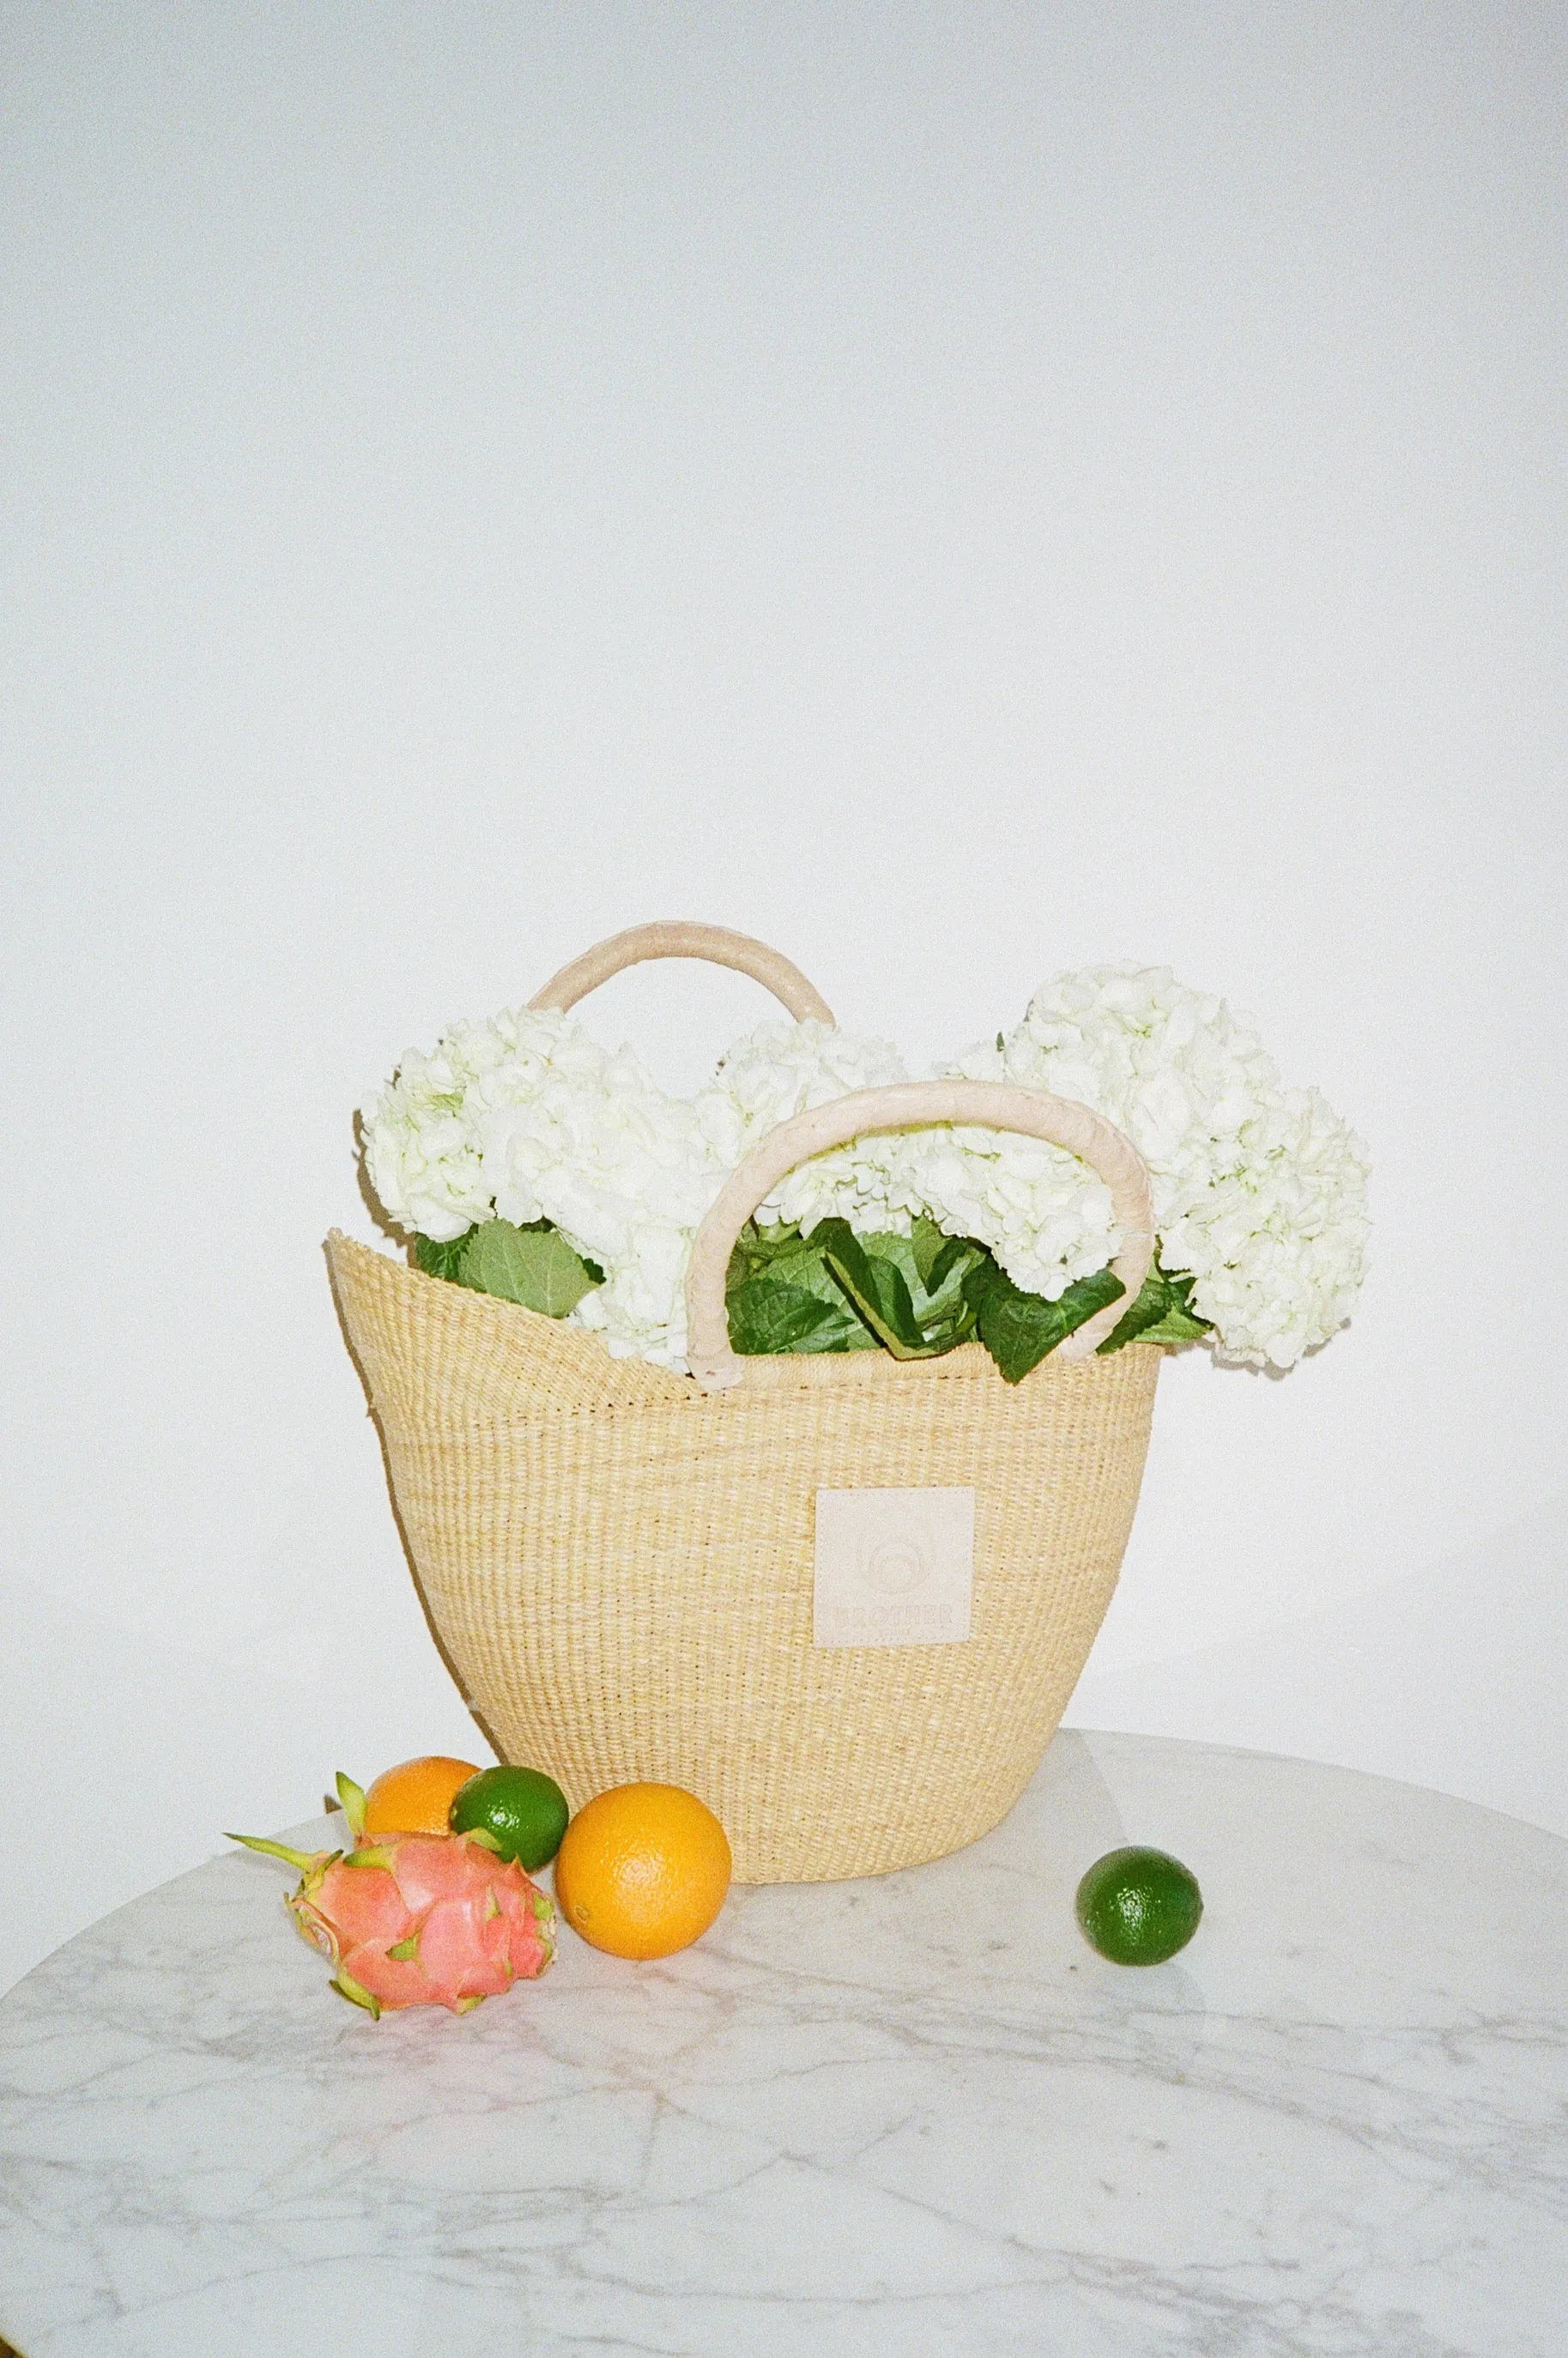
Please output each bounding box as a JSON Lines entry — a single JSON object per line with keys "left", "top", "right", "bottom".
{"left": 3, "top": 2, "right": 1564, "bottom": 1997}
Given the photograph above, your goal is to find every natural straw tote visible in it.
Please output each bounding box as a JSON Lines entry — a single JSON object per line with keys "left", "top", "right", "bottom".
{"left": 328, "top": 923, "right": 1162, "bottom": 1883}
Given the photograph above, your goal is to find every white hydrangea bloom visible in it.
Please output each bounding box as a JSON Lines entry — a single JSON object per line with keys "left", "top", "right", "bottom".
{"left": 571, "top": 1218, "right": 700, "bottom": 1369}
{"left": 360, "top": 970, "right": 1367, "bottom": 1375}
{"left": 901, "top": 1108, "right": 1122, "bottom": 1303}
{"left": 947, "top": 966, "right": 1370, "bottom": 1366}
{"left": 565, "top": 1020, "right": 916, "bottom": 1365}
{"left": 1009, "top": 967, "right": 1283, "bottom": 1228}
{"left": 701, "top": 1018, "right": 914, "bottom": 1236}
{"left": 357, "top": 1006, "right": 580, "bottom": 1243}
{"left": 1164, "top": 1085, "right": 1371, "bottom": 1369}
{"left": 360, "top": 1008, "right": 731, "bottom": 1367}
{"left": 360, "top": 1009, "right": 914, "bottom": 1371}
{"left": 487, "top": 1079, "right": 723, "bottom": 1369}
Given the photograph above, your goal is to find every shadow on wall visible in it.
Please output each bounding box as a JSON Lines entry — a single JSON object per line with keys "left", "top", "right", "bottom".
{"left": 1068, "top": 1493, "right": 1568, "bottom": 1840}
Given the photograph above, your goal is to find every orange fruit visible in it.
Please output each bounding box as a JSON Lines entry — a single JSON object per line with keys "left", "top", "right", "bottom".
{"left": 554, "top": 1782, "right": 731, "bottom": 1960}
{"left": 361, "top": 1755, "right": 481, "bottom": 1838}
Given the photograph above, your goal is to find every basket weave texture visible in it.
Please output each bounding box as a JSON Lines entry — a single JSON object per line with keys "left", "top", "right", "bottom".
{"left": 327, "top": 1231, "right": 1160, "bottom": 1883}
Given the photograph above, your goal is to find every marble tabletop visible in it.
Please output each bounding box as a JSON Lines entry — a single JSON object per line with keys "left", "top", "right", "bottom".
{"left": 2, "top": 1730, "right": 1565, "bottom": 2358}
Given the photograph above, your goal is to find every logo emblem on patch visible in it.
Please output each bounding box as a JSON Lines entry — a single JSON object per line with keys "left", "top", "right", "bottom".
{"left": 813, "top": 1488, "right": 975, "bottom": 1647}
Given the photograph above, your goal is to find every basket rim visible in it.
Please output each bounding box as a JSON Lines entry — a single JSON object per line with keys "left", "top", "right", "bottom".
{"left": 327, "top": 1229, "right": 1160, "bottom": 1409}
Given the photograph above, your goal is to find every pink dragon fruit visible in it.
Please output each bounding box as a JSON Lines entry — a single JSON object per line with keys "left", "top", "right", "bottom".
{"left": 227, "top": 1773, "right": 555, "bottom": 2017}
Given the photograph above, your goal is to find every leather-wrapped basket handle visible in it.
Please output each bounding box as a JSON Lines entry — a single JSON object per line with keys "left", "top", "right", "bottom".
{"left": 684, "top": 1082, "right": 1154, "bottom": 1392}
{"left": 530, "top": 921, "right": 835, "bottom": 1025}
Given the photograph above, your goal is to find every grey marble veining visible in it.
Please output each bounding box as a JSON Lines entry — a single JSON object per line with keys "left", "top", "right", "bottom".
{"left": 2, "top": 1731, "right": 1565, "bottom": 2357}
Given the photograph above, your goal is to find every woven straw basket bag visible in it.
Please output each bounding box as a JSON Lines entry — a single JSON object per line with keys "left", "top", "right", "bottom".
{"left": 329, "top": 923, "right": 1162, "bottom": 1884}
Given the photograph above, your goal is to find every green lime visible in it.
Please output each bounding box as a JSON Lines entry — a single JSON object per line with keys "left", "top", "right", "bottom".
{"left": 1075, "top": 1846, "right": 1203, "bottom": 1966}
{"left": 450, "top": 1764, "right": 571, "bottom": 1871}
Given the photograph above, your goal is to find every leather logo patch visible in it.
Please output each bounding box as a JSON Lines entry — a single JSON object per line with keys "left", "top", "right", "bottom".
{"left": 813, "top": 1488, "right": 975, "bottom": 1647}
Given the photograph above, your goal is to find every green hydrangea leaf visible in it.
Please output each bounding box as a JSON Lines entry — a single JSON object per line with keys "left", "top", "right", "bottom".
{"left": 413, "top": 1231, "right": 472, "bottom": 1282}
{"left": 728, "top": 1276, "right": 857, "bottom": 1355}
{"left": 729, "top": 1221, "right": 825, "bottom": 1288}
{"left": 909, "top": 1215, "right": 949, "bottom": 1288}
{"left": 725, "top": 1223, "right": 876, "bottom": 1343}
{"left": 461, "top": 1218, "right": 601, "bottom": 1317}
{"left": 1094, "top": 1268, "right": 1170, "bottom": 1353}
{"left": 1135, "top": 1303, "right": 1213, "bottom": 1343}
{"left": 924, "top": 1232, "right": 983, "bottom": 1299}
{"left": 852, "top": 1230, "right": 929, "bottom": 1298}
{"left": 1056, "top": 1265, "right": 1127, "bottom": 1331}
{"left": 1165, "top": 1268, "right": 1209, "bottom": 1317}
{"left": 812, "top": 1220, "right": 947, "bottom": 1359}
{"left": 964, "top": 1258, "right": 1124, "bottom": 1384}
{"left": 1131, "top": 1267, "right": 1213, "bottom": 1345}
{"left": 909, "top": 1233, "right": 982, "bottom": 1350}
{"left": 743, "top": 1219, "right": 803, "bottom": 1256}
{"left": 1095, "top": 1258, "right": 1212, "bottom": 1353}
{"left": 962, "top": 1258, "right": 1064, "bottom": 1382}
{"left": 726, "top": 1233, "right": 764, "bottom": 1288}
